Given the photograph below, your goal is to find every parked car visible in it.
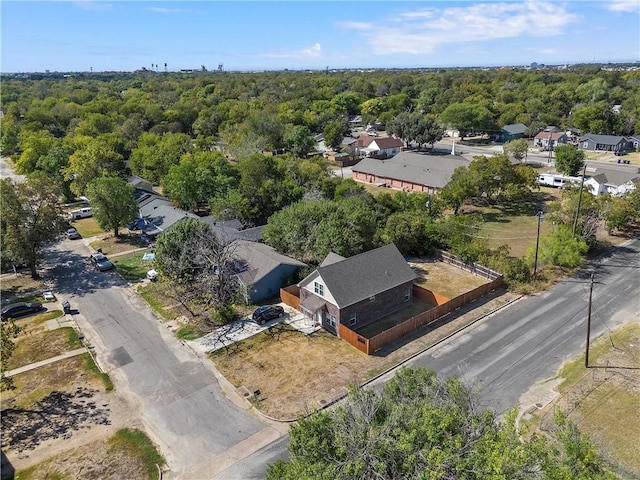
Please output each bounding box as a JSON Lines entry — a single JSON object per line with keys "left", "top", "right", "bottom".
{"left": 89, "top": 253, "right": 114, "bottom": 272}
{"left": 66, "top": 227, "right": 81, "bottom": 240}
{"left": 1, "top": 302, "right": 44, "bottom": 321}
{"left": 252, "top": 305, "right": 284, "bottom": 325}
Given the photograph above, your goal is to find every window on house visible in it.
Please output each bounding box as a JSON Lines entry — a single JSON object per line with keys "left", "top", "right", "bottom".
{"left": 327, "top": 314, "right": 336, "bottom": 327}
{"left": 404, "top": 290, "right": 411, "bottom": 301}
{"left": 314, "top": 282, "right": 324, "bottom": 296}
{"left": 369, "top": 295, "right": 375, "bottom": 302}
{"left": 349, "top": 312, "right": 357, "bottom": 326}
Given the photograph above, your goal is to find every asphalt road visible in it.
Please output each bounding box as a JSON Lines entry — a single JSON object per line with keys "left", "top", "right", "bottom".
{"left": 373, "top": 237, "right": 640, "bottom": 415}
{"left": 43, "top": 237, "right": 272, "bottom": 479}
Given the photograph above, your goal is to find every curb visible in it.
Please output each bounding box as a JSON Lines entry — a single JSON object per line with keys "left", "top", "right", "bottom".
{"left": 248, "top": 293, "right": 525, "bottom": 423}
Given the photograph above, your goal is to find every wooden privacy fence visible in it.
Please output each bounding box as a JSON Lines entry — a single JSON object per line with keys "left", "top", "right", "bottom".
{"left": 342, "top": 276, "right": 503, "bottom": 355}
{"left": 280, "top": 285, "right": 301, "bottom": 311}
{"left": 435, "top": 249, "right": 502, "bottom": 281}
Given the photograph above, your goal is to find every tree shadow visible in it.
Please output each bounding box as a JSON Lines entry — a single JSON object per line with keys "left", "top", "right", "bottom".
{"left": 1, "top": 386, "right": 111, "bottom": 453}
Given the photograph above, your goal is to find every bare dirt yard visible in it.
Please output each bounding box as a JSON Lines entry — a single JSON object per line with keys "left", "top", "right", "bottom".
{"left": 211, "top": 280, "right": 518, "bottom": 420}
{"left": 1, "top": 297, "right": 160, "bottom": 479}
{"left": 531, "top": 322, "right": 640, "bottom": 478}
{"left": 408, "top": 257, "right": 488, "bottom": 298}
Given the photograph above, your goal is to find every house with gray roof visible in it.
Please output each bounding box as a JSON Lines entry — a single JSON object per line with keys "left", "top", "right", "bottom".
{"left": 351, "top": 151, "right": 471, "bottom": 193}
{"left": 578, "top": 134, "right": 632, "bottom": 153}
{"left": 584, "top": 168, "right": 639, "bottom": 197}
{"left": 297, "top": 244, "right": 416, "bottom": 336}
{"left": 233, "top": 240, "right": 306, "bottom": 303}
{"left": 498, "top": 123, "right": 528, "bottom": 142}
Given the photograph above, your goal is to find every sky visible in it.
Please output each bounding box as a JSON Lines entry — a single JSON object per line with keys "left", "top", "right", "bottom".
{"left": 1, "top": 0, "right": 639, "bottom": 73}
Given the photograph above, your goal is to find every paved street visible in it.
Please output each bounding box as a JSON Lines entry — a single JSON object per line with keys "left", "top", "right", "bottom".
{"left": 43, "top": 237, "right": 278, "bottom": 479}
{"left": 373, "top": 237, "right": 640, "bottom": 415}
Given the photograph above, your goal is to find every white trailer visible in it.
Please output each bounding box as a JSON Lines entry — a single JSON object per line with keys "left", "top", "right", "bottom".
{"left": 536, "top": 173, "right": 582, "bottom": 188}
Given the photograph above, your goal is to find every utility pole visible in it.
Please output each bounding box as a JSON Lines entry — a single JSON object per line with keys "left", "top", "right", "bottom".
{"left": 585, "top": 273, "right": 594, "bottom": 368}
{"left": 572, "top": 163, "right": 588, "bottom": 236}
{"left": 547, "top": 132, "right": 553, "bottom": 165}
{"left": 533, "top": 210, "right": 543, "bottom": 278}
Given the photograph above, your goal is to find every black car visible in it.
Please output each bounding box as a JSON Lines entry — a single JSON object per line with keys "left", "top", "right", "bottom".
{"left": 252, "top": 305, "right": 284, "bottom": 325}
{"left": 1, "top": 302, "right": 44, "bottom": 321}
{"left": 89, "top": 253, "right": 114, "bottom": 272}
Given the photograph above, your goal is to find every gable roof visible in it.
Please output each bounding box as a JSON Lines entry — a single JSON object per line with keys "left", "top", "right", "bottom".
{"left": 234, "top": 240, "right": 306, "bottom": 286}
{"left": 300, "top": 244, "right": 416, "bottom": 309}
{"left": 139, "top": 201, "right": 200, "bottom": 235}
{"left": 534, "top": 131, "right": 567, "bottom": 140}
{"left": 501, "top": 123, "right": 527, "bottom": 135}
{"left": 579, "top": 134, "right": 627, "bottom": 145}
{"left": 352, "top": 151, "right": 471, "bottom": 189}
{"left": 356, "top": 136, "right": 375, "bottom": 147}
{"left": 592, "top": 168, "right": 640, "bottom": 186}
{"left": 320, "top": 252, "right": 346, "bottom": 267}
{"left": 371, "top": 137, "right": 404, "bottom": 150}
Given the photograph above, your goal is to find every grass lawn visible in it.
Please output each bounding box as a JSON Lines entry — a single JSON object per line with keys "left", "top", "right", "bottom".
{"left": 91, "top": 233, "right": 151, "bottom": 256}
{"left": 111, "top": 249, "right": 155, "bottom": 281}
{"left": 536, "top": 322, "right": 640, "bottom": 477}
{"left": 70, "top": 217, "right": 105, "bottom": 238}
{"left": 1, "top": 275, "right": 45, "bottom": 300}
{"left": 8, "top": 313, "right": 79, "bottom": 370}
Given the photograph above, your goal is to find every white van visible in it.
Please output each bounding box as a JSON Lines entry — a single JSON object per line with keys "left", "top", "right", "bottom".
{"left": 69, "top": 207, "right": 93, "bottom": 220}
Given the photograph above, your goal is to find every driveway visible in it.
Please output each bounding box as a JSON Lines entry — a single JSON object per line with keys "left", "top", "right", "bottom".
{"left": 42, "top": 237, "right": 281, "bottom": 479}
{"left": 190, "top": 307, "right": 319, "bottom": 354}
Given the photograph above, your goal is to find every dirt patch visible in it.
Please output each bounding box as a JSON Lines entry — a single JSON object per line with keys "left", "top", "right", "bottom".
{"left": 0, "top": 274, "right": 45, "bottom": 300}
{"left": 211, "top": 290, "right": 519, "bottom": 420}
{"left": 409, "top": 258, "right": 488, "bottom": 299}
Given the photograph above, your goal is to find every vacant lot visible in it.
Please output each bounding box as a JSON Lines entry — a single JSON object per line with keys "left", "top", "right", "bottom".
{"left": 210, "top": 289, "right": 517, "bottom": 420}
{"left": 534, "top": 323, "right": 640, "bottom": 478}
{"left": 70, "top": 216, "right": 105, "bottom": 238}
{"left": 91, "top": 232, "right": 150, "bottom": 256}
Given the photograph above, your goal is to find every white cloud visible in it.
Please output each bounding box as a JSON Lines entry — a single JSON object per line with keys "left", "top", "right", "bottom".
{"left": 607, "top": 0, "right": 639, "bottom": 12}
{"left": 337, "top": 1, "right": 580, "bottom": 55}
{"left": 259, "top": 43, "right": 322, "bottom": 59}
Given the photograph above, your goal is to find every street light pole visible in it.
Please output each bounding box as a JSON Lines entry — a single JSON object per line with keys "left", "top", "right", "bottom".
{"left": 533, "top": 210, "right": 543, "bottom": 278}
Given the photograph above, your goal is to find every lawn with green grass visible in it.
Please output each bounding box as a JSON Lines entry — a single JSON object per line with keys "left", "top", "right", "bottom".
{"left": 112, "top": 250, "right": 154, "bottom": 281}
{"left": 70, "top": 217, "right": 105, "bottom": 238}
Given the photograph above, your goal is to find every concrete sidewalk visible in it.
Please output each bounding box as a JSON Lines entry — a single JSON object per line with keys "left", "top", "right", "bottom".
{"left": 6, "top": 347, "right": 89, "bottom": 377}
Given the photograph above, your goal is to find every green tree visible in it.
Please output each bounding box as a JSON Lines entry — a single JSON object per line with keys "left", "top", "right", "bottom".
{"left": 0, "top": 178, "right": 64, "bottom": 278}
{"left": 1, "top": 321, "right": 22, "bottom": 391}
{"left": 503, "top": 138, "right": 529, "bottom": 163}
{"left": 554, "top": 145, "right": 586, "bottom": 176}
{"left": 283, "top": 124, "right": 314, "bottom": 158}
{"left": 129, "top": 132, "right": 193, "bottom": 184}
{"left": 439, "top": 102, "right": 494, "bottom": 139}
{"left": 376, "top": 211, "right": 433, "bottom": 255}
{"left": 437, "top": 166, "right": 475, "bottom": 215}
{"left": 526, "top": 225, "right": 588, "bottom": 269}
{"left": 85, "top": 177, "right": 138, "bottom": 237}
{"left": 268, "top": 367, "right": 614, "bottom": 480}
{"left": 322, "top": 119, "right": 347, "bottom": 151}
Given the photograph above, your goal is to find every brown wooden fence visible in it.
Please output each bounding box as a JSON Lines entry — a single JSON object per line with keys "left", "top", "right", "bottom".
{"left": 412, "top": 285, "right": 449, "bottom": 306}
{"left": 280, "top": 285, "right": 301, "bottom": 311}
{"left": 341, "top": 276, "right": 503, "bottom": 355}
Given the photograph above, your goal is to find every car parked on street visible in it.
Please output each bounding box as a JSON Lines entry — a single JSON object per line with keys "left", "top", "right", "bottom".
{"left": 1, "top": 302, "right": 44, "bottom": 321}
{"left": 66, "top": 227, "right": 81, "bottom": 240}
{"left": 252, "top": 305, "right": 284, "bottom": 325}
{"left": 89, "top": 253, "right": 114, "bottom": 272}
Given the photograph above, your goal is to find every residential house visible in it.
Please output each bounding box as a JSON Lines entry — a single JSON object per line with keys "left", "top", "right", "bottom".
{"left": 584, "top": 168, "right": 640, "bottom": 197}
{"left": 233, "top": 240, "right": 306, "bottom": 303}
{"left": 534, "top": 131, "right": 569, "bottom": 150}
{"left": 498, "top": 123, "right": 528, "bottom": 142}
{"left": 297, "top": 244, "right": 417, "bottom": 335}
{"left": 628, "top": 135, "right": 640, "bottom": 151}
{"left": 357, "top": 136, "right": 404, "bottom": 158}
{"left": 578, "top": 134, "right": 631, "bottom": 153}
{"left": 134, "top": 189, "right": 200, "bottom": 237}
{"left": 351, "top": 151, "right": 471, "bottom": 193}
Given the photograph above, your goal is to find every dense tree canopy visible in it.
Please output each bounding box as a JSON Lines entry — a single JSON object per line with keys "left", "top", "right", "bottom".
{"left": 85, "top": 177, "right": 138, "bottom": 237}
{"left": 269, "top": 367, "right": 615, "bottom": 480}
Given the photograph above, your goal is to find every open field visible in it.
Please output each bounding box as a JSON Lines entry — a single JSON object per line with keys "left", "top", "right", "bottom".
{"left": 533, "top": 323, "right": 640, "bottom": 478}
{"left": 111, "top": 249, "right": 155, "bottom": 282}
